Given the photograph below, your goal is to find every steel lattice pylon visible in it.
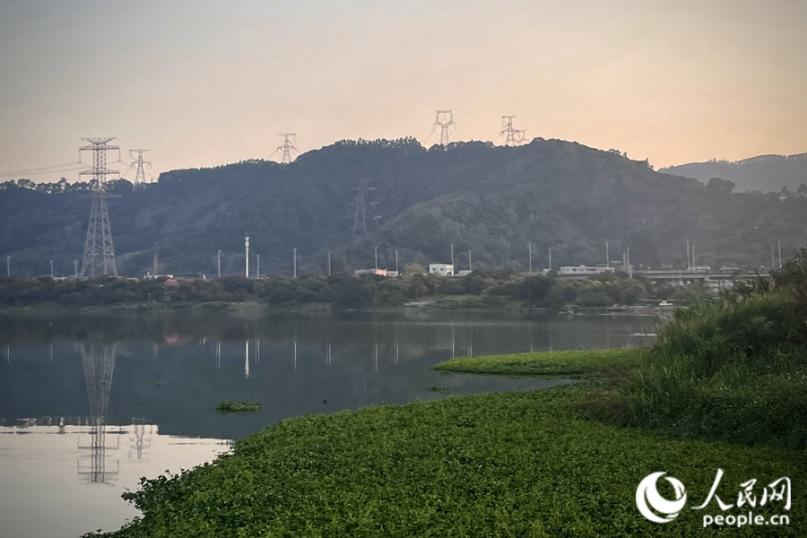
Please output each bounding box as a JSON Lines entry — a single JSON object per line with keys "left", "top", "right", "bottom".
{"left": 434, "top": 110, "right": 455, "bottom": 148}
{"left": 129, "top": 148, "right": 151, "bottom": 187}
{"left": 80, "top": 137, "right": 119, "bottom": 277}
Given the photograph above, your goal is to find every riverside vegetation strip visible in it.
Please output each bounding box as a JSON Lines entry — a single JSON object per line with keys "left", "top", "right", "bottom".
{"left": 92, "top": 253, "right": 807, "bottom": 537}
{"left": 433, "top": 347, "right": 646, "bottom": 376}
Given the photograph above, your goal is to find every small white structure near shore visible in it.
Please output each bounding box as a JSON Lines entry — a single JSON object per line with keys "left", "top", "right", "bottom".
{"left": 428, "top": 263, "right": 454, "bottom": 276}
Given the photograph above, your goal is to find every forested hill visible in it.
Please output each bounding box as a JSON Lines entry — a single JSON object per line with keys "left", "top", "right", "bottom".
{"left": 661, "top": 153, "right": 807, "bottom": 193}
{"left": 1, "top": 137, "right": 806, "bottom": 277}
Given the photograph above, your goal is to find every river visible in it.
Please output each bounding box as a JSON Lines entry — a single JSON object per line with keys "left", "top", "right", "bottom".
{"left": 0, "top": 308, "right": 658, "bottom": 537}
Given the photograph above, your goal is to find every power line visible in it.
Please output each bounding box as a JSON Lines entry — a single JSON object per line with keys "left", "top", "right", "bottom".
{"left": 0, "top": 161, "right": 85, "bottom": 178}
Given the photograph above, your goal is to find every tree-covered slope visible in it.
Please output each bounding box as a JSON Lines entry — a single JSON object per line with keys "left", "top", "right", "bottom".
{"left": 661, "top": 153, "right": 807, "bottom": 193}
{"left": 1, "top": 138, "right": 806, "bottom": 277}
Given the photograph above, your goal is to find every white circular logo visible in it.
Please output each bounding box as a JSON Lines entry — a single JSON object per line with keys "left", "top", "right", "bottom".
{"left": 635, "top": 471, "right": 687, "bottom": 523}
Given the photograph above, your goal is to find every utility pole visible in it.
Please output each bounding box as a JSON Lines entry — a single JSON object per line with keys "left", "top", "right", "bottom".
{"left": 394, "top": 249, "right": 399, "bottom": 275}
{"left": 468, "top": 249, "right": 472, "bottom": 272}
{"left": 277, "top": 133, "right": 297, "bottom": 165}
{"left": 256, "top": 254, "right": 261, "bottom": 279}
{"left": 128, "top": 149, "right": 151, "bottom": 187}
{"left": 778, "top": 239, "right": 782, "bottom": 269}
{"left": 374, "top": 245, "right": 378, "bottom": 270}
{"left": 217, "top": 249, "right": 222, "bottom": 279}
{"left": 626, "top": 247, "right": 632, "bottom": 278}
{"left": 548, "top": 247, "right": 553, "bottom": 272}
{"left": 434, "top": 110, "right": 455, "bottom": 148}
{"left": 528, "top": 242, "right": 533, "bottom": 273}
{"left": 244, "top": 236, "right": 250, "bottom": 278}
{"left": 450, "top": 242, "right": 454, "bottom": 267}
{"left": 605, "top": 240, "right": 610, "bottom": 268}
{"left": 293, "top": 247, "right": 297, "bottom": 279}
{"left": 49, "top": 259, "right": 54, "bottom": 279}
{"left": 79, "top": 137, "right": 119, "bottom": 278}
{"left": 686, "top": 239, "right": 691, "bottom": 271}
{"left": 153, "top": 251, "right": 158, "bottom": 276}
{"left": 500, "top": 115, "right": 526, "bottom": 146}
{"left": 327, "top": 251, "right": 332, "bottom": 276}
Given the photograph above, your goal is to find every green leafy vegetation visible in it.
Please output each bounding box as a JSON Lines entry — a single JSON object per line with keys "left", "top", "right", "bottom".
{"left": 215, "top": 400, "right": 261, "bottom": 413}
{"left": 434, "top": 348, "right": 646, "bottom": 376}
{"left": 93, "top": 387, "right": 805, "bottom": 537}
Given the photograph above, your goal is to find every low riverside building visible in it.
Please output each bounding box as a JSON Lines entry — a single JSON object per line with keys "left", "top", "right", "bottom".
{"left": 428, "top": 263, "right": 454, "bottom": 276}
{"left": 354, "top": 268, "right": 395, "bottom": 277}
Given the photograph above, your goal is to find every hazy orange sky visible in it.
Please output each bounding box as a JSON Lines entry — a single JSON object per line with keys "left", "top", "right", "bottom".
{"left": 1, "top": 0, "right": 806, "bottom": 181}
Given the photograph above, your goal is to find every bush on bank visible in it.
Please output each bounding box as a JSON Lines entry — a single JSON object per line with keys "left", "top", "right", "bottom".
{"left": 597, "top": 251, "right": 807, "bottom": 449}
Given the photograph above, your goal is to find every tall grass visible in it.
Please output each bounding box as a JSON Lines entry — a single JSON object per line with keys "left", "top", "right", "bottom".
{"left": 595, "top": 290, "right": 807, "bottom": 448}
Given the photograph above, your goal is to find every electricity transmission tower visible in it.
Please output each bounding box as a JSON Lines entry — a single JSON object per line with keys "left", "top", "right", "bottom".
{"left": 500, "top": 115, "right": 526, "bottom": 146}
{"left": 351, "top": 184, "right": 369, "bottom": 238}
{"left": 351, "top": 181, "right": 380, "bottom": 238}
{"left": 434, "top": 110, "right": 455, "bottom": 148}
{"left": 277, "top": 133, "right": 298, "bottom": 164}
{"left": 80, "top": 138, "right": 119, "bottom": 278}
{"left": 129, "top": 149, "right": 151, "bottom": 186}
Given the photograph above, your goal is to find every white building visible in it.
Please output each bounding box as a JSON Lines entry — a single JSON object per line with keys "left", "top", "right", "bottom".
{"left": 428, "top": 263, "right": 454, "bottom": 276}
{"left": 557, "top": 265, "right": 614, "bottom": 276}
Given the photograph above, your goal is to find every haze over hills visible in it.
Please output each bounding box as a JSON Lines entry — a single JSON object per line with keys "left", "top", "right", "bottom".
{"left": 1, "top": 137, "right": 806, "bottom": 278}
{"left": 661, "top": 153, "right": 807, "bottom": 193}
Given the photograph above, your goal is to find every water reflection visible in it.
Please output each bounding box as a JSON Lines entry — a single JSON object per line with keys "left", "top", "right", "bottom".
{"left": 78, "top": 343, "right": 118, "bottom": 484}
{"left": 0, "top": 310, "right": 658, "bottom": 537}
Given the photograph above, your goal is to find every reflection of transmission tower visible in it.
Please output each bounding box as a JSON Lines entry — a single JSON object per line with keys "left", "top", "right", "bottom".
{"left": 434, "top": 110, "right": 455, "bottom": 148}
{"left": 80, "top": 138, "right": 119, "bottom": 278}
{"left": 78, "top": 343, "right": 119, "bottom": 484}
{"left": 277, "top": 133, "right": 297, "bottom": 164}
{"left": 129, "top": 149, "right": 152, "bottom": 187}
{"left": 128, "top": 417, "right": 152, "bottom": 462}
{"left": 500, "top": 115, "right": 526, "bottom": 146}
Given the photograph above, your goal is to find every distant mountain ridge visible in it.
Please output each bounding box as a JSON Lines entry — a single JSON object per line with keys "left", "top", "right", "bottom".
{"left": 1, "top": 138, "right": 806, "bottom": 277}
{"left": 661, "top": 153, "right": 807, "bottom": 193}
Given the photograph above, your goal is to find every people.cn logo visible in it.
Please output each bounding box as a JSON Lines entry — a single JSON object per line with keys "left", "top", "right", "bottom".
{"left": 635, "top": 471, "right": 688, "bottom": 523}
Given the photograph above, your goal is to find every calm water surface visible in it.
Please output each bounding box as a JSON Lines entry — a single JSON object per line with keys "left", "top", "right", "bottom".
{"left": 0, "top": 308, "right": 657, "bottom": 537}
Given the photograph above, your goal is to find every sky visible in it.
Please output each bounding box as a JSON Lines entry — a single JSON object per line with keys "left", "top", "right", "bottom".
{"left": 1, "top": 0, "right": 806, "bottom": 181}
